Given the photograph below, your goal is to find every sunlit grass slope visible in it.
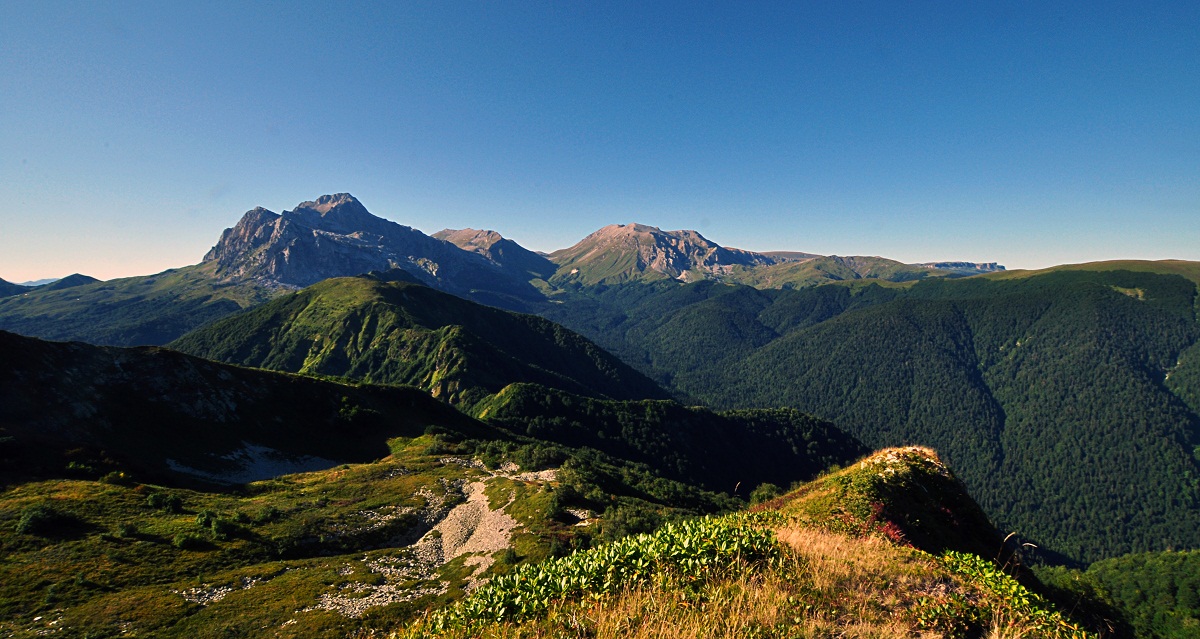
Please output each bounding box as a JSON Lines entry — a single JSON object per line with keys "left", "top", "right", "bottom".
{"left": 394, "top": 448, "right": 1107, "bottom": 639}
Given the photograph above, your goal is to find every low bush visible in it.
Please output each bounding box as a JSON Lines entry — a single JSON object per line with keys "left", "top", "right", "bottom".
{"left": 16, "top": 504, "right": 77, "bottom": 536}
{"left": 146, "top": 491, "right": 183, "bottom": 512}
{"left": 172, "top": 532, "right": 206, "bottom": 550}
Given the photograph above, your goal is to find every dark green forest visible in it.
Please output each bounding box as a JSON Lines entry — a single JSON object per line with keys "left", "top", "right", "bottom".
{"left": 475, "top": 383, "right": 867, "bottom": 494}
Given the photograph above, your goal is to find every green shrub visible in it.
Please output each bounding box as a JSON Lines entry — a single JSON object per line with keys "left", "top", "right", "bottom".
{"left": 415, "top": 514, "right": 778, "bottom": 633}
{"left": 146, "top": 492, "right": 182, "bottom": 512}
{"left": 172, "top": 532, "right": 206, "bottom": 550}
{"left": 65, "top": 461, "right": 96, "bottom": 475}
{"left": 749, "top": 482, "right": 782, "bottom": 505}
{"left": 16, "top": 504, "right": 76, "bottom": 536}
{"left": 210, "top": 518, "right": 238, "bottom": 541}
{"left": 99, "top": 471, "right": 133, "bottom": 485}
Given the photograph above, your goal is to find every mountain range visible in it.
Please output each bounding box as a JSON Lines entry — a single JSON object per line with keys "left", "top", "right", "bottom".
{"left": 0, "top": 193, "right": 1000, "bottom": 347}
{"left": 2, "top": 192, "right": 1197, "bottom": 636}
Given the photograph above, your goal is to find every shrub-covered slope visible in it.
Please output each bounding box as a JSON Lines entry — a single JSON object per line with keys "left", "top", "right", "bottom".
{"left": 0, "top": 330, "right": 867, "bottom": 638}
{"left": 169, "top": 273, "right": 672, "bottom": 407}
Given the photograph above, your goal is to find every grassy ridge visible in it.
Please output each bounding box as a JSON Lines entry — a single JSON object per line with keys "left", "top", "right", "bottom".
{"left": 170, "top": 275, "right": 671, "bottom": 408}
{"left": 0, "top": 262, "right": 273, "bottom": 346}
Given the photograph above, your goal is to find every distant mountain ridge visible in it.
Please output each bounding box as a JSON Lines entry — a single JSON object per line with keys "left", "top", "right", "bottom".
{"left": 433, "top": 227, "right": 556, "bottom": 279}
{"left": 919, "top": 261, "right": 1006, "bottom": 274}
{"left": 0, "top": 274, "right": 99, "bottom": 299}
{"left": 0, "top": 192, "right": 1008, "bottom": 346}
{"left": 0, "top": 278, "right": 27, "bottom": 298}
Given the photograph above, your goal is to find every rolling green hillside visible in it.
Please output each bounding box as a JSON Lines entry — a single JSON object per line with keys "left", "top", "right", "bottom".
{"left": 0, "top": 262, "right": 272, "bottom": 346}
{"left": 722, "top": 254, "right": 957, "bottom": 289}
{"left": 0, "top": 278, "right": 29, "bottom": 298}
{"left": 169, "top": 273, "right": 671, "bottom": 407}
{"left": 540, "top": 264, "right": 1200, "bottom": 565}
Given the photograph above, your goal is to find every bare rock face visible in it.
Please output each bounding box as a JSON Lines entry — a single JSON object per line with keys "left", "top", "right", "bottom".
{"left": 202, "top": 195, "right": 544, "bottom": 306}
{"left": 548, "top": 223, "right": 780, "bottom": 286}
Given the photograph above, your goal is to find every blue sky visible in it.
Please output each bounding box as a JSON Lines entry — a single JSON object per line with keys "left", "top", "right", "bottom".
{"left": 2, "top": 1, "right": 1197, "bottom": 281}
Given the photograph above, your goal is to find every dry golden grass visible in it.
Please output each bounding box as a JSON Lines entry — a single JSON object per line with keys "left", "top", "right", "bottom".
{"left": 415, "top": 526, "right": 965, "bottom": 639}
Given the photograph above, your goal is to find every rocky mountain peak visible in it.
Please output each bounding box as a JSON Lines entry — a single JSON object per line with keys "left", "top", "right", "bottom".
{"left": 433, "top": 228, "right": 506, "bottom": 251}
{"left": 296, "top": 193, "right": 361, "bottom": 214}
{"left": 198, "top": 196, "right": 549, "bottom": 306}
{"left": 549, "top": 223, "right": 778, "bottom": 285}
{"left": 284, "top": 193, "right": 394, "bottom": 235}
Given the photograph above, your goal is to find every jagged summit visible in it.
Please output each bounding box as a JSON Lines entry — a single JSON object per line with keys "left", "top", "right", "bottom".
{"left": 549, "top": 223, "right": 776, "bottom": 286}
{"left": 199, "top": 195, "right": 545, "bottom": 307}
{"left": 295, "top": 192, "right": 361, "bottom": 214}
{"left": 284, "top": 193, "right": 396, "bottom": 235}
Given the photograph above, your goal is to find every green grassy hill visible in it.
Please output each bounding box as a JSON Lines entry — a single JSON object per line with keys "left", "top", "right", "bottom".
{"left": 169, "top": 273, "right": 672, "bottom": 408}
{"left": 722, "top": 254, "right": 957, "bottom": 289}
{"left": 0, "top": 278, "right": 29, "bottom": 298}
{"left": 0, "top": 262, "right": 273, "bottom": 346}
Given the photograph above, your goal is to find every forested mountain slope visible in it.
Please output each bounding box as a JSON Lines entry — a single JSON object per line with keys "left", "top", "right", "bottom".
{"left": 474, "top": 383, "right": 867, "bottom": 494}
{"left": 541, "top": 265, "right": 1200, "bottom": 564}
